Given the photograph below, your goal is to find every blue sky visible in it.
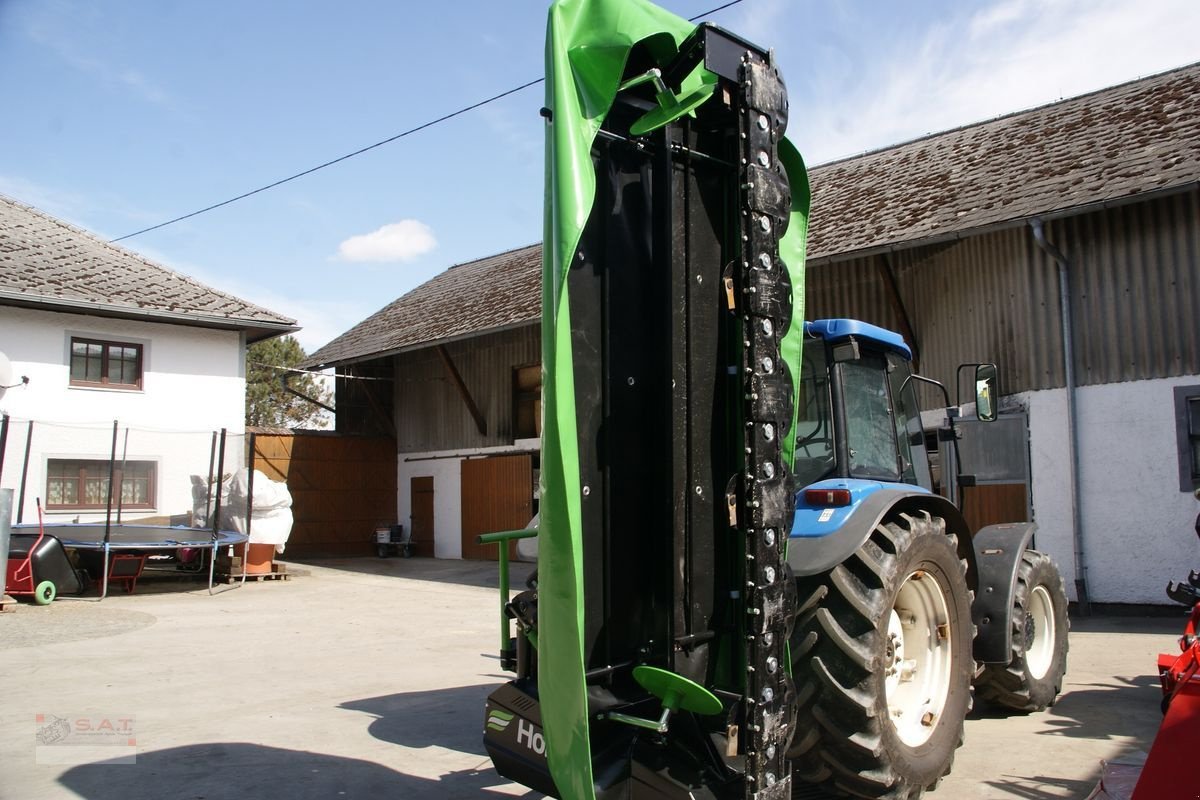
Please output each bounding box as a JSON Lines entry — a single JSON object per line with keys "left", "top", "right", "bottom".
{"left": 2, "top": 0, "right": 1198, "bottom": 352}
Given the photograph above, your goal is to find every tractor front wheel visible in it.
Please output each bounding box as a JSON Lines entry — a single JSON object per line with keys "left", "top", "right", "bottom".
{"left": 974, "top": 549, "right": 1069, "bottom": 712}
{"left": 788, "top": 511, "right": 975, "bottom": 799}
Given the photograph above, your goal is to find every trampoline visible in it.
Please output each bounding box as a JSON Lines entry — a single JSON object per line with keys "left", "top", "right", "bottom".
{"left": 12, "top": 522, "right": 248, "bottom": 599}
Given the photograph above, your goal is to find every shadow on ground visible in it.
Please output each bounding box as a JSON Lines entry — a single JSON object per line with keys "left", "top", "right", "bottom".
{"left": 288, "top": 556, "right": 537, "bottom": 590}
{"left": 976, "top": 772, "right": 1097, "bottom": 800}
{"left": 340, "top": 683, "right": 500, "bottom": 755}
{"left": 970, "top": 673, "right": 1161, "bottom": 741}
{"left": 59, "top": 742, "right": 537, "bottom": 800}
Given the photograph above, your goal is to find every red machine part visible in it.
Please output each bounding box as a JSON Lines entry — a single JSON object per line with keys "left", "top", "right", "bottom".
{"left": 1131, "top": 604, "right": 1200, "bottom": 799}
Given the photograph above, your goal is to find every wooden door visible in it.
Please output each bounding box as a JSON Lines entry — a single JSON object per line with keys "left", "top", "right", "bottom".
{"left": 460, "top": 454, "right": 533, "bottom": 560}
{"left": 410, "top": 476, "right": 435, "bottom": 557}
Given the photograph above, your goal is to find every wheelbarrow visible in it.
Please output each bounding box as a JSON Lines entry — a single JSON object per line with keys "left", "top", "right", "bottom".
{"left": 373, "top": 524, "right": 411, "bottom": 558}
{"left": 5, "top": 505, "right": 85, "bottom": 604}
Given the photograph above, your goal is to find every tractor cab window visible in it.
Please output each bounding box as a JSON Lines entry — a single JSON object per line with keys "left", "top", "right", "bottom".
{"left": 888, "top": 353, "right": 933, "bottom": 490}
{"left": 793, "top": 337, "right": 835, "bottom": 487}
{"left": 841, "top": 358, "right": 902, "bottom": 481}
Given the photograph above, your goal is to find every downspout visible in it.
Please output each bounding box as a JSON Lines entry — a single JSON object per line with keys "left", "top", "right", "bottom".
{"left": 1029, "top": 218, "right": 1090, "bottom": 615}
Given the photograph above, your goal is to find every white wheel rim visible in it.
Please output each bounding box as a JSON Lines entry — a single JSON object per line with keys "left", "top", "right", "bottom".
{"left": 1025, "top": 585, "right": 1056, "bottom": 680}
{"left": 884, "top": 569, "right": 953, "bottom": 747}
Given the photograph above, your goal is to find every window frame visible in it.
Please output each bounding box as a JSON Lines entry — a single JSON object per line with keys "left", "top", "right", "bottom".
{"left": 68, "top": 336, "right": 144, "bottom": 390}
{"left": 512, "top": 363, "right": 542, "bottom": 441}
{"left": 46, "top": 459, "right": 157, "bottom": 511}
{"left": 1175, "top": 385, "right": 1200, "bottom": 492}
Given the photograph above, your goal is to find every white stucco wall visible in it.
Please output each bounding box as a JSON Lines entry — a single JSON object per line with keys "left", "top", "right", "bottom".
{"left": 0, "top": 307, "right": 247, "bottom": 523}
{"left": 1025, "top": 376, "right": 1200, "bottom": 605}
{"left": 397, "top": 439, "right": 538, "bottom": 560}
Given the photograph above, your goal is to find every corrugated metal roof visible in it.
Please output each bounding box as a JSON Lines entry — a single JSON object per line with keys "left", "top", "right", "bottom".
{"left": 306, "top": 244, "right": 541, "bottom": 368}
{"left": 309, "top": 62, "right": 1200, "bottom": 367}
{"left": 0, "top": 195, "right": 297, "bottom": 339}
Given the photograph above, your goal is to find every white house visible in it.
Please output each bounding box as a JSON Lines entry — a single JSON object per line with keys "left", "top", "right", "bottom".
{"left": 0, "top": 195, "right": 296, "bottom": 525}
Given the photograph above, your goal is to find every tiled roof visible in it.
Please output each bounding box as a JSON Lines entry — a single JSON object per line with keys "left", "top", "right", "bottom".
{"left": 805, "top": 62, "right": 1200, "bottom": 261}
{"left": 0, "top": 195, "right": 297, "bottom": 340}
{"left": 306, "top": 244, "right": 541, "bottom": 367}
{"left": 308, "top": 62, "right": 1200, "bottom": 366}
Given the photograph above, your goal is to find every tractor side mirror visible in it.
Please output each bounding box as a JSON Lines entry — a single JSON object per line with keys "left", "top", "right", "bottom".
{"left": 975, "top": 364, "right": 998, "bottom": 422}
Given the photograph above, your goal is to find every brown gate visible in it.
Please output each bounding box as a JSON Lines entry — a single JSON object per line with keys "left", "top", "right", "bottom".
{"left": 410, "top": 476, "right": 435, "bottom": 557}
{"left": 460, "top": 454, "right": 533, "bottom": 560}
{"left": 250, "top": 430, "right": 396, "bottom": 557}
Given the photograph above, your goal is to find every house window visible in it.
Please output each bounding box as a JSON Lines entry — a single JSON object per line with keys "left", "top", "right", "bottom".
{"left": 1175, "top": 386, "right": 1200, "bottom": 492}
{"left": 513, "top": 364, "right": 542, "bottom": 440}
{"left": 46, "top": 459, "right": 156, "bottom": 510}
{"left": 70, "top": 337, "right": 143, "bottom": 389}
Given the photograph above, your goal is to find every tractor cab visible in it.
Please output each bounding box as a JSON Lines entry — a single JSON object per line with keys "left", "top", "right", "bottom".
{"left": 793, "top": 319, "right": 934, "bottom": 493}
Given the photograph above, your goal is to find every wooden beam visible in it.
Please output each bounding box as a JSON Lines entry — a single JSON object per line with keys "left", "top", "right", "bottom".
{"left": 435, "top": 345, "right": 488, "bottom": 436}
{"left": 877, "top": 254, "right": 921, "bottom": 371}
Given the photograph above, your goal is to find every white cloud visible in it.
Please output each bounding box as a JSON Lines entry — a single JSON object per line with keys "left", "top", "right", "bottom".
{"left": 793, "top": 0, "right": 1200, "bottom": 165}
{"left": 335, "top": 220, "right": 437, "bottom": 264}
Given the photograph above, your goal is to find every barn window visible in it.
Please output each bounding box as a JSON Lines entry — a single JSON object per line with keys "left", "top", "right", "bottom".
{"left": 1175, "top": 386, "right": 1200, "bottom": 492}
{"left": 513, "top": 364, "right": 542, "bottom": 440}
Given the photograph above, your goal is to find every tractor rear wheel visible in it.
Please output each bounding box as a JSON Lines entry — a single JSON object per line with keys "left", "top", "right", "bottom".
{"left": 788, "top": 511, "right": 974, "bottom": 799}
{"left": 974, "top": 549, "right": 1069, "bottom": 712}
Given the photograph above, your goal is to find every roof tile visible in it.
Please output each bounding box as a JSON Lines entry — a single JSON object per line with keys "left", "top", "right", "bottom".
{"left": 309, "top": 63, "right": 1200, "bottom": 366}
{"left": 0, "top": 196, "right": 296, "bottom": 334}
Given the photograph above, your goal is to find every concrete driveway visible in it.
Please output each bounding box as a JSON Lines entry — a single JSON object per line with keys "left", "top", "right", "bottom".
{"left": 0, "top": 557, "right": 1179, "bottom": 800}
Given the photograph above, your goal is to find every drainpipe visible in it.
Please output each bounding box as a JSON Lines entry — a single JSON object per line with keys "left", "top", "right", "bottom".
{"left": 1030, "top": 218, "right": 1090, "bottom": 615}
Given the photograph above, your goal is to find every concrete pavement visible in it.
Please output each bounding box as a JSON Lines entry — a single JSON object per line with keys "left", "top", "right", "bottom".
{"left": 0, "top": 557, "right": 1181, "bottom": 800}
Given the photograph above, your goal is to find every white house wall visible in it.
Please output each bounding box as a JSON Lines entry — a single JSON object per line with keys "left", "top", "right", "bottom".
{"left": 0, "top": 307, "right": 247, "bottom": 523}
{"left": 1025, "top": 376, "right": 1200, "bottom": 605}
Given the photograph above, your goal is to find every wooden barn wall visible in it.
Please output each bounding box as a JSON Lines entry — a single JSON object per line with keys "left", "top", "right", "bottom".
{"left": 334, "top": 357, "right": 395, "bottom": 437}
{"left": 393, "top": 324, "right": 541, "bottom": 453}
{"left": 251, "top": 432, "right": 397, "bottom": 557}
{"left": 807, "top": 188, "right": 1200, "bottom": 395}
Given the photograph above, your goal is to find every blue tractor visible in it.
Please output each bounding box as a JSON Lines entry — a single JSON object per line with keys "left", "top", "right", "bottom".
{"left": 784, "top": 319, "right": 1069, "bottom": 797}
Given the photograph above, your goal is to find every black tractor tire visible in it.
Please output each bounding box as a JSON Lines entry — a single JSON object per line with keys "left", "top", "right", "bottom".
{"left": 974, "top": 549, "right": 1069, "bottom": 712}
{"left": 788, "top": 511, "right": 975, "bottom": 799}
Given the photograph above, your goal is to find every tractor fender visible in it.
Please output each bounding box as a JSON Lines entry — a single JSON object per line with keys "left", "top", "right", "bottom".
{"left": 970, "top": 522, "right": 1037, "bottom": 665}
{"left": 787, "top": 488, "right": 975, "bottom": 584}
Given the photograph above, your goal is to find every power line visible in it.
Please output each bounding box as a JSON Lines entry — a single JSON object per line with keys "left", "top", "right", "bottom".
{"left": 111, "top": 0, "right": 748, "bottom": 243}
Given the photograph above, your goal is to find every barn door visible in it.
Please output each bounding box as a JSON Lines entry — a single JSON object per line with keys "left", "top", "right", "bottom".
{"left": 460, "top": 454, "right": 533, "bottom": 560}
{"left": 410, "top": 476, "right": 435, "bottom": 557}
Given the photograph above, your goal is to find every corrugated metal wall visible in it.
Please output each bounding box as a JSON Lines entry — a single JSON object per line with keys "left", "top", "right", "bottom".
{"left": 807, "top": 188, "right": 1200, "bottom": 395}
{"left": 393, "top": 324, "right": 540, "bottom": 453}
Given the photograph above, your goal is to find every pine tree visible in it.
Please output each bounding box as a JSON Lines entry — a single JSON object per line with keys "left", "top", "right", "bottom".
{"left": 245, "top": 335, "right": 333, "bottom": 428}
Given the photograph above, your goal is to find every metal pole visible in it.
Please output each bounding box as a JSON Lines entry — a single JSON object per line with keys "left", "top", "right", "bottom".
{"left": 101, "top": 420, "right": 119, "bottom": 601}
{"left": 208, "top": 428, "right": 227, "bottom": 595}
{"left": 103, "top": 421, "right": 118, "bottom": 544}
{"left": 1, "top": 489, "right": 13, "bottom": 604}
{"left": 116, "top": 428, "right": 130, "bottom": 524}
{"left": 0, "top": 413, "right": 10, "bottom": 484}
{"left": 16, "top": 421, "right": 33, "bottom": 524}
{"left": 243, "top": 433, "right": 256, "bottom": 586}
{"left": 205, "top": 431, "right": 217, "bottom": 528}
